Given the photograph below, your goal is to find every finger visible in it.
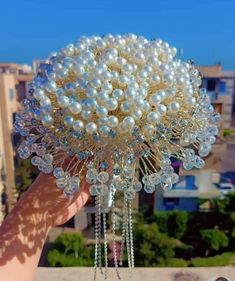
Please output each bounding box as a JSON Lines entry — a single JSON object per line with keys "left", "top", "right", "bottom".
{"left": 53, "top": 185, "right": 90, "bottom": 226}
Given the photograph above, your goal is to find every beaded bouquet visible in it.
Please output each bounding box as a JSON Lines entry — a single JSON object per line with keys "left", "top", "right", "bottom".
{"left": 15, "top": 34, "right": 220, "bottom": 280}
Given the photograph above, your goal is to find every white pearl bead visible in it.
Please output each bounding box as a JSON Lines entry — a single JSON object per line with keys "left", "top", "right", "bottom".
{"left": 41, "top": 115, "right": 53, "bottom": 126}
{"left": 98, "top": 117, "right": 108, "bottom": 126}
{"left": 138, "top": 70, "right": 148, "bottom": 79}
{"left": 187, "top": 96, "right": 196, "bottom": 106}
{"left": 158, "top": 104, "right": 167, "bottom": 115}
{"left": 56, "top": 88, "right": 65, "bottom": 97}
{"left": 134, "top": 52, "right": 145, "bottom": 62}
{"left": 119, "top": 75, "right": 129, "bottom": 84}
{"left": 97, "top": 39, "right": 107, "bottom": 48}
{"left": 46, "top": 81, "right": 57, "bottom": 92}
{"left": 81, "top": 110, "right": 92, "bottom": 120}
{"left": 132, "top": 109, "right": 142, "bottom": 120}
{"left": 147, "top": 111, "right": 160, "bottom": 124}
{"left": 158, "top": 90, "right": 166, "bottom": 99}
{"left": 57, "top": 95, "right": 70, "bottom": 108}
{"left": 53, "top": 63, "right": 63, "bottom": 72}
{"left": 141, "top": 101, "right": 151, "bottom": 112}
{"left": 69, "top": 102, "right": 82, "bottom": 114}
{"left": 107, "top": 116, "right": 119, "bottom": 128}
{"left": 86, "top": 122, "right": 97, "bottom": 134}
{"left": 123, "top": 116, "right": 135, "bottom": 129}
{"left": 120, "top": 101, "right": 131, "bottom": 113}
{"left": 106, "top": 98, "right": 118, "bottom": 111}
{"left": 112, "top": 89, "right": 124, "bottom": 100}
{"left": 99, "top": 125, "right": 110, "bottom": 136}
{"left": 100, "top": 70, "right": 112, "bottom": 81}
{"left": 74, "top": 64, "right": 85, "bottom": 76}
{"left": 116, "top": 57, "right": 127, "bottom": 65}
{"left": 134, "top": 98, "right": 144, "bottom": 108}
{"left": 150, "top": 92, "right": 162, "bottom": 105}
{"left": 124, "top": 88, "right": 136, "bottom": 99}
{"left": 97, "top": 92, "right": 109, "bottom": 103}
{"left": 34, "top": 89, "right": 45, "bottom": 100}
{"left": 169, "top": 101, "right": 180, "bottom": 112}
{"left": 90, "top": 78, "right": 101, "bottom": 88}
{"left": 73, "top": 120, "right": 84, "bottom": 131}
{"left": 86, "top": 88, "right": 97, "bottom": 98}
{"left": 64, "top": 116, "right": 74, "bottom": 127}
{"left": 151, "top": 75, "right": 161, "bottom": 84}
{"left": 128, "top": 81, "right": 139, "bottom": 89}
{"left": 111, "top": 71, "right": 119, "bottom": 79}
{"left": 138, "top": 88, "right": 147, "bottom": 98}
{"left": 40, "top": 96, "right": 51, "bottom": 107}
{"left": 123, "top": 64, "right": 133, "bottom": 73}
{"left": 57, "top": 69, "right": 68, "bottom": 79}
{"left": 102, "top": 82, "right": 113, "bottom": 93}
{"left": 96, "top": 106, "right": 108, "bottom": 117}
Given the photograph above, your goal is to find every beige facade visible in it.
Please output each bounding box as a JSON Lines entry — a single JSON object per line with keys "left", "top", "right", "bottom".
{"left": 198, "top": 64, "right": 235, "bottom": 128}
{"left": 0, "top": 63, "right": 33, "bottom": 219}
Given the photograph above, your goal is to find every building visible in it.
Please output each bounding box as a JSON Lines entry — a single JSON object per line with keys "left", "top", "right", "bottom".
{"left": 156, "top": 155, "right": 222, "bottom": 212}
{"left": 0, "top": 63, "right": 33, "bottom": 219}
{"left": 198, "top": 64, "right": 235, "bottom": 128}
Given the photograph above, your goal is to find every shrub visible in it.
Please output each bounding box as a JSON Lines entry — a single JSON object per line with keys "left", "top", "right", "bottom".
{"left": 47, "top": 233, "right": 93, "bottom": 267}
{"left": 200, "top": 229, "right": 229, "bottom": 252}
{"left": 153, "top": 211, "right": 188, "bottom": 239}
{"left": 191, "top": 252, "right": 235, "bottom": 267}
{"left": 223, "top": 129, "right": 232, "bottom": 137}
{"left": 213, "top": 192, "right": 235, "bottom": 212}
{"left": 134, "top": 223, "right": 177, "bottom": 266}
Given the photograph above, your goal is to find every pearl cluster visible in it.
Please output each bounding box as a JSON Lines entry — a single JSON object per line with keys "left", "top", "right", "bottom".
{"left": 15, "top": 34, "right": 220, "bottom": 204}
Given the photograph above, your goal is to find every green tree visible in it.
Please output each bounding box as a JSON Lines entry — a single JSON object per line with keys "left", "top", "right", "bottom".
{"left": 200, "top": 229, "right": 229, "bottom": 256}
{"left": 47, "top": 233, "right": 93, "bottom": 267}
{"left": 15, "top": 158, "right": 38, "bottom": 197}
{"left": 153, "top": 211, "right": 188, "bottom": 239}
{"left": 213, "top": 192, "right": 235, "bottom": 213}
{"left": 134, "top": 223, "right": 177, "bottom": 266}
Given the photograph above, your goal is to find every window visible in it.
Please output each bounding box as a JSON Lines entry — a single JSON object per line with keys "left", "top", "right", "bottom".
{"left": 207, "top": 79, "right": 216, "bottom": 91}
{"left": 9, "top": 88, "right": 15, "bottom": 101}
{"left": 219, "top": 81, "right": 227, "bottom": 93}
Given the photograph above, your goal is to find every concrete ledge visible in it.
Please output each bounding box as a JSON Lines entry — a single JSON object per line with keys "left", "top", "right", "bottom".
{"left": 36, "top": 266, "right": 235, "bottom": 281}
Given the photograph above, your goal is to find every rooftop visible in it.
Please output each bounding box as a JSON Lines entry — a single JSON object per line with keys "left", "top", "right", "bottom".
{"left": 197, "top": 64, "right": 222, "bottom": 78}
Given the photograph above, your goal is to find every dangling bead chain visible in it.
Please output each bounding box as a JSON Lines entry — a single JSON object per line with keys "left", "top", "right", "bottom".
{"left": 119, "top": 196, "right": 127, "bottom": 267}
{"left": 102, "top": 212, "right": 108, "bottom": 280}
{"left": 98, "top": 196, "right": 103, "bottom": 274}
{"left": 125, "top": 196, "right": 132, "bottom": 272}
{"left": 128, "top": 199, "right": 135, "bottom": 268}
{"left": 94, "top": 196, "right": 103, "bottom": 281}
{"left": 111, "top": 187, "right": 121, "bottom": 280}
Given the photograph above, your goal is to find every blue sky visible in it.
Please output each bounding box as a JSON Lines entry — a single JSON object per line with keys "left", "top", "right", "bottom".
{"left": 1, "top": 0, "right": 235, "bottom": 69}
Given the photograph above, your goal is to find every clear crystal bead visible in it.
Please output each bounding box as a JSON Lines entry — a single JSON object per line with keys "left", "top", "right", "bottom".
{"left": 90, "top": 184, "right": 102, "bottom": 196}
{"left": 70, "top": 176, "right": 80, "bottom": 191}
{"left": 125, "top": 189, "right": 135, "bottom": 200}
{"left": 112, "top": 164, "right": 121, "bottom": 175}
{"left": 97, "top": 171, "right": 109, "bottom": 183}
{"left": 149, "top": 173, "right": 160, "bottom": 185}
{"left": 144, "top": 184, "right": 155, "bottom": 193}
{"left": 194, "top": 156, "right": 205, "bottom": 168}
{"left": 133, "top": 180, "right": 142, "bottom": 192}
{"left": 53, "top": 167, "right": 65, "bottom": 178}
{"left": 56, "top": 177, "right": 68, "bottom": 189}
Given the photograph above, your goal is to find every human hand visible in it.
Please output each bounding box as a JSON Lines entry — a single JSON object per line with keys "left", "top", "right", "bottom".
{"left": 20, "top": 165, "right": 90, "bottom": 228}
{"left": 0, "top": 161, "right": 90, "bottom": 281}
